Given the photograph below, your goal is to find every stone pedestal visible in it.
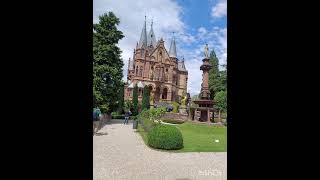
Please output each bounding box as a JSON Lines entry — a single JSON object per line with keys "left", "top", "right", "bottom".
{"left": 179, "top": 105, "right": 188, "bottom": 115}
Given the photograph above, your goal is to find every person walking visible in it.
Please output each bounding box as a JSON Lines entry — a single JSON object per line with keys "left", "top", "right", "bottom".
{"left": 93, "top": 107, "right": 102, "bottom": 135}
{"left": 124, "top": 110, "right": 131, "bottom": 125}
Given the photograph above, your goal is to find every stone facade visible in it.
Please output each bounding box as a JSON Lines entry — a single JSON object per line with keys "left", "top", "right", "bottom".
{"left": 124, "top": 17, "right": 188, "bottom": 104}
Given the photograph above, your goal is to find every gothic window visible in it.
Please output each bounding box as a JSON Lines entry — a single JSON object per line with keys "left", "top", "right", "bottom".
{"left": 139, "top": 66, "right": 143, "bottom": 77}
{"left": 150, "top": 66, "right": 154, "bottom": 80}
{"left": 135, "top": 66, "right": 139, "bottom": 76}
{"left": 162, "top": 88, "right": 168, "bottom": 100}
{"left": 160, "top": 52, "right": 163, "bottom": 63}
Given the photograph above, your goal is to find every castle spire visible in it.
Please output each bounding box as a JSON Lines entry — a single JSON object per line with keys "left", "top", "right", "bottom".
{"left": 138, "top": 16, "right": 147, "bottom": 48}
{"left": 147, "top": 19, "right": 157, "bottom": 47}
{"left": 169, "top": 32, "right": 177, "bottom": 58}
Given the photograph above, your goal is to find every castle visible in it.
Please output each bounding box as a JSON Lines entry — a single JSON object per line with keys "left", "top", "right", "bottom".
{"left": 124, "top": 17, "right": 188, "bottom": 105}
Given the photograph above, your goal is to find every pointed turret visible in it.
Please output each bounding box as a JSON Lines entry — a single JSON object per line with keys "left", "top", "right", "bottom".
{"left": 138, "top": 16, "right": 147, "bottom": 48}
{"left": 169, "top": 34, "right": 177, "bottom": 58}
{"left": 147, "top": 20, "right": 157, "bottom": 47}
{"left": 178, "top": 58, "right": 187, "bottom": 72}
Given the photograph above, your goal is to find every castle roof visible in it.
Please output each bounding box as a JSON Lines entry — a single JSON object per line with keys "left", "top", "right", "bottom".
{"left": 147, "top": 21, "right": 157, "bottom": 47}
{"left": 169, "top": 36, "right": 177, "bottom": 58}
{"left": 178, "top": 60, "right": 187, "bottom": 72}
{"left": 138, "top": 16, "right": 147, "bottom": 48}
{"left": 137, "top": 81, "right": 144, "bottom": 88}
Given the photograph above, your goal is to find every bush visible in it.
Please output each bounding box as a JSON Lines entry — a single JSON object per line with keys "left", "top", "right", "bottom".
{"left": 171, "top": 102, "right": 180, "bottom": 113}
{"left": 162, "top": 118, "right": 185, "bottom": 124}
{"left": 147, "top": 125, "right": 183, "bottom": 150}
{"left": 149, "top": 107, "right": 166, "bottom": 123}
{"left": 137, "top": 109, "right": 156, "bottom": 132}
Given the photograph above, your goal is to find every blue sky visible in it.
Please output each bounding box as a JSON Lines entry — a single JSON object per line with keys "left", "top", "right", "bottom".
{"left": 93, "top": 0, "right": 227, "bottom": 96}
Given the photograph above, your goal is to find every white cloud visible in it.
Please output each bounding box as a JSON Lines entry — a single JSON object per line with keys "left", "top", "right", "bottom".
{"left": 93, "top": 0, "right": 185, "bottom": 82}
{"left": 211, "top": 0, "right": 227, "bottom": 18}
{"left": 198, "top": 27, "right": 207, "bottom": 35}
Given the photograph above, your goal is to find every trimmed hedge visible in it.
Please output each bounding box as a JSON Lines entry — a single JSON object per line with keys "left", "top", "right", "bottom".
{"left": 162, "top": 118, "right": 185, "bottom": 124}
{"left": 147, "top": 125, "right": 183, "bottom": 150}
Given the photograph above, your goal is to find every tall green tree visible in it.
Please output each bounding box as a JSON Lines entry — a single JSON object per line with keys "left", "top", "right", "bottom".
{"left": 208, "top": 49, "right": 227, "bottom": 99}
{"left": 132, "top": 84, "right": 139, "bottom": 115}
{"left": 117, "top": 83, "right": 125, "bottom": 113}
{"left": 93, "top": 12, "right": 124, "bottom": 113}
{"left": 141, "top": 85, "right": 150, "bottom": 110}
{"left": 214, "top": 90, "right": 227, "bottom": 122}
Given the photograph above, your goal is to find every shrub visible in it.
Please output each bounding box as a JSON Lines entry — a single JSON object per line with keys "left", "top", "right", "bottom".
{"left": 171, "top": 102, "right": 180, "bottom": 113}
{"left": 149, "top": 107, "right": 166, "bottom": 124}
{"left": 147, "top": 125, "right": 183, "bottom": 150}
{"left": 137, "top": 109, "right": 156, "bottom": 132}
{"left": 162, "top": 118, "right": 185, "bottom": 124}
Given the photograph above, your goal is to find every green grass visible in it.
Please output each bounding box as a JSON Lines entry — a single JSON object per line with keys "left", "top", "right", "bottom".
{"left": 176, "top": 122, "right": 227, "bottom": 152}
{"left": 137, "top": 122, "right": 227, "bottom": 152}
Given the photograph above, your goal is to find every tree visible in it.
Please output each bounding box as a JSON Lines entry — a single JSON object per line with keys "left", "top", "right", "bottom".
{"left": 190, "top": 94, "right": 199, "bottom": 107}
{"left": 208, "top": 50, "right": 219, "bottom": 99}
{"left": 208, "top": 49, "right": 227, "bottom": 99}
{"left": 132, "top": 84, "right": 139, "bottom": 115}
{"left": 141, "top": 85, "right": 150, "bottom": 111}
{"left": 124, "top": 100, "right": 133, "bottom": 112}
{"left": 214, "top": 90, "right": 227, "bottom": 122}
{"left": 117, "top": 83, "right": 125, "bottom": 113}
{"left": 93, "top": 12, "right": 124, "bottom": 114}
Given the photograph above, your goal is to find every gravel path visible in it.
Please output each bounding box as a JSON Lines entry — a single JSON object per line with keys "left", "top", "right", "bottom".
{"left": 93, "top": 121, "right": 227, "bottom": 180}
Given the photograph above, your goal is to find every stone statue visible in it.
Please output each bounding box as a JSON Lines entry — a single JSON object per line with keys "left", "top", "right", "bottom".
{"left": 150, "top": 91, "right": 154, "bottom": 104}
{"left": 204, "top": 44, "right": 209, "bottom": 58}
{"left": 181, "top": 91, "right": 187, "bottom": 106}
{"left": 181, "top": 95, "right": 187, "bottom": 106}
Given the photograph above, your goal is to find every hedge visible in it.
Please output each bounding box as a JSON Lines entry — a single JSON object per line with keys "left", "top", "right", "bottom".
{"left": 147, "top": 125, "right": 183, "bottom": 150}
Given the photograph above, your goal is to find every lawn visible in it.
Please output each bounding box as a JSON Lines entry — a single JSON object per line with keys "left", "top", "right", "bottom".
{"left": 137, "top": 122, "right": 227, "bottom": 152}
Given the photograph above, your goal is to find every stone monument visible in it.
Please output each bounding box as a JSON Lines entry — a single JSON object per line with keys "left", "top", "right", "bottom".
{"left": 193, "top": 44, "right": 215, "bottom": 123}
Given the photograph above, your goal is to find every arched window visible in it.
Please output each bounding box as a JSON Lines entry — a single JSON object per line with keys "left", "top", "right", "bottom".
{"left": 162, "top": 88, "right": 168, "bottom": 100}
{"left": 139, "top": 66, "right": 143, "bottom": 77}
{"left": 135, "top": 66, "right": 139, "bottom": 76}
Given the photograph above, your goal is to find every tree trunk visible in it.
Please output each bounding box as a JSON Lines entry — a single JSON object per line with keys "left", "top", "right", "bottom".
{"left": 218, "top": 109, "right": 221, "bottom": 122}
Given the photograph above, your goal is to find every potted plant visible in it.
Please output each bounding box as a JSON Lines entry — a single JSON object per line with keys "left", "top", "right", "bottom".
{"left": 133, "top": 116, "right": 138, "bottom": 129}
